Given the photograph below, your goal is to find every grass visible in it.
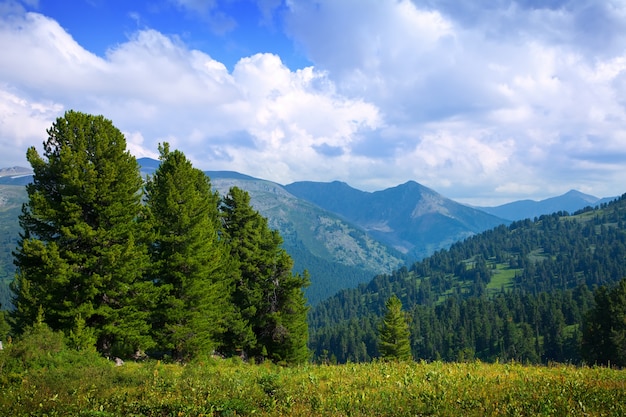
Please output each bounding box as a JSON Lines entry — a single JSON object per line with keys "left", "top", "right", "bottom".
{"left": 486, "top": 263, "right": 519, "bottom": 292}
{"left": 1, "top": 354, "right": 625, "bottom": 416}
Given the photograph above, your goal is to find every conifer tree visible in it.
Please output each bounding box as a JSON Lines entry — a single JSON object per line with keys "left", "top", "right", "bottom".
{"left": 221, "top": 186, "right": 309, "bottom": 363}
{"left": 144, "top": 144, "right": 233, "bottom": 360}
{"left": 379, "top": 295, "right": 412, "bottom": 361}
{"left": 11, "top": 110, "right": 155, "bottom": 357}
{"left": 582, "top": 279, "right": 626, "bottom": 367}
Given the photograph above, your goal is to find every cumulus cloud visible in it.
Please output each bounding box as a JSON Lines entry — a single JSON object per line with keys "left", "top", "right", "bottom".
{"left": 281, "top": 0, "right": 626, "bottom": 202}
{"left": 0, "top": 86, "right": 62, "bottom": 164}
{"left": 0, "top": 1, "right": 625, "bottom": 205}
{"left": 0, "top": 9, "right": 380, "bottom": 185}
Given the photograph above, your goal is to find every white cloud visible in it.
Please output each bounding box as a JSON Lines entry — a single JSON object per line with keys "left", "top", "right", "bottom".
{"left": 0, "top": 86, "right": 63, "bottom": 165}
{"left": 280, "top": 0, "right": 626, "bottom": 202}
{"left": 1, "top": 2, "right": 626, "bottom": 205}
{"left": 0, "top": 10, "right": 381, "bottom": 186}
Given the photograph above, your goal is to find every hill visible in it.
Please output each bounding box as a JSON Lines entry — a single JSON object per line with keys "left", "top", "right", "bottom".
{"left": 309, "top": 194, "right": 626, "bottom": 363}
{"left": 478, "top": 189, "right": 617, "bottom": 221}
{"left": 286, "top": 180, "right": 507, "bottom": 259}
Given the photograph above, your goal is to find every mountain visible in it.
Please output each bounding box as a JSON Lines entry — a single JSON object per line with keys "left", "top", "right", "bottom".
{"left": 0, "top": 166, "right": 33, "bottom": 186}
{"left": 0, "top": 159, "right": 406, "bottom": 306}
{"left": 0, "top": 158, "right": 617, "bottom": 309}
{"left": 478, "top": 189, "right": 618, "bottom": 221}
{"left": 0, "top": 185, "right": 27, "bottom": 309}
{"left": 285, "top": 180, "right": 508, "bottom": 259}
{"left": 0, "top": 166, "right": 32, "bottom": 178}
{"left": 309, "top": 193, "right": 626, "bottom": 363}
{"left": 205, "top": 176, "right": 406, "bottom": 304}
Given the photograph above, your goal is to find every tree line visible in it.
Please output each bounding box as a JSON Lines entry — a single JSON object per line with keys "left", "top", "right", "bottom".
{"left": 310, "top": 195, "right": 626, "bottom": 366}
{"left": 5, "top": 111, "right": 309, "bottom": 364}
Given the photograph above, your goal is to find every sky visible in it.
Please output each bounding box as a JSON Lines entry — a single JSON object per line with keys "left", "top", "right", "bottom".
{"left": 1, "top": 0, "right": 625, "bottom": 205}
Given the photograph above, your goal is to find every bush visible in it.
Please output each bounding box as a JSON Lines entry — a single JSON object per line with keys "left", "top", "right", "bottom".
{"left": 0, "top": 321, "right": 108, "bottom": 385}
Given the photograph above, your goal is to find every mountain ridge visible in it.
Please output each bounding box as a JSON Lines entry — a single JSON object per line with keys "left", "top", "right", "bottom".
{"left": 286, "top": 179, "right": 508, "bottom": 259}
{"left": 478, "top": 189, "right": 618, "bottom": 221}
{"left": 0, "top": 158, "right": 619, "bottom": 307}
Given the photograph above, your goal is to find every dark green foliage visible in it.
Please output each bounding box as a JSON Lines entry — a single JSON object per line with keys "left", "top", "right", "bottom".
{"left": 310, "top": 194, "right": 626, "bottom": 364}
{"left": 10, "top": 110, "right": 156, "bottom": 357}
{"left": 221, "top": 186, "right": 310, "bottom": 363}
{"left": 6, "top": 112, "right": 309, "bottom": 364}
{"left": 0, "top": 309, "right": 10, "bottom": 343}
{"left": 582, "top": 278, "right": 626, "bottom": 367}
{"left": 285, "top": 239, "right": 386, "bottom": 306}
{"left": 145, "top": 143, "right": 233, "bottom": 360}
{"left": 378, "top": 295, "right": 412, "bottom": 360}
{"left": 0, "top": 316, "right": 108, "bottom": 384}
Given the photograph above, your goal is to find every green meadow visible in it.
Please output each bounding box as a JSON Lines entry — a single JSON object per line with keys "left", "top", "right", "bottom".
{"left": 2, "top": 349, "right": 625, "bottom": 416}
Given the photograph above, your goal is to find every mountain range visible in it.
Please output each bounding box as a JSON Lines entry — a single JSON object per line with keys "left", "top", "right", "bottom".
{"left": 477, "top": 190, "right": 617, "bottom": 221}
{"left": 0, "top": 159, "right": 618, "bottom": 306}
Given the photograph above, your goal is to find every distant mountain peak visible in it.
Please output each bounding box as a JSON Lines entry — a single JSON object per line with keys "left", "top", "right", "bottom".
{"left": 560, "top": 189, "right": 598, "bottom": 203}
{"left": 0, "top": 166, "right": 32, "bottom": 177}
{"left": 478, "top": 189, "right": 610, "bottom": 221}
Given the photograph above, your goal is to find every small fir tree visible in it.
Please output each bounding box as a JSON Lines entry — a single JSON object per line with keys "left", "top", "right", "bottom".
{"left": 379, "top": 295, "right": 412, "bottom": 361}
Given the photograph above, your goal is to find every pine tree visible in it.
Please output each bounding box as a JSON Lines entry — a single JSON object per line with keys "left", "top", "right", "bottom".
{"left": 379, "top": 295, "right": 412, "bottom": 361}
{"left": 11, "top": 110, "right": 155, "bottom": 357}
{"left": 145, "top": 144, "right": 233, "bottom": 360}
{"left": 221, "top": 186, "right": 309, "bottom": 363}
{"left": 582, "top": 279, "right": 626, "bottom": 367}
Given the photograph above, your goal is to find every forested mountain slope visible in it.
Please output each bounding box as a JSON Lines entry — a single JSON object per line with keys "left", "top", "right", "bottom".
{"left": 285, "top": 180, "right": 507, "bottom": 259}
{"left": 137, "top": 159, "right": 407, "bottom": 304}
{"left": 209, "top": 176, "right": 406, "bottom": 304}
{"left": 0, "top": 185, "right": 25, "bottom": 309}
{"left": 309, "top": 194, "right": 626, "bottom": 364}
{"left": 0, "top": 158, "right": 617, "bottom": 309}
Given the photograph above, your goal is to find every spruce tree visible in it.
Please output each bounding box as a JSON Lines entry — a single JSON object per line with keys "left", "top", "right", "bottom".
{"left": 11, "top": 110, "right": 155, "bottom": 357}
{"left": 379, "top": 295, "right": 412, "bottom": 361}
{"left": 145, "top": 144, "right": 233, "bottom": 360}
{"left": 582, "top": 279, "right": 626, "bottom": 367}
{"left": 221, "top": 186, "right": 309, "bottom": 363}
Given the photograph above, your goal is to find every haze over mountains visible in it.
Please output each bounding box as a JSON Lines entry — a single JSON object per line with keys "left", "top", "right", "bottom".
{"left": 0, "top": 158, "right": 618, "bottom": 306}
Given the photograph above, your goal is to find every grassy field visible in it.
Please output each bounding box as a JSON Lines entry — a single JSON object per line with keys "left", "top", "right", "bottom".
{"left": 1, "top": 352, "right": 625, "bottom": 416}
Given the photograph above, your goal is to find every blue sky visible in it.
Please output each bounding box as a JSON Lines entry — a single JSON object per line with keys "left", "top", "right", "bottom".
{"left": 1, "top": 0, "right": 625, "bottom": 205}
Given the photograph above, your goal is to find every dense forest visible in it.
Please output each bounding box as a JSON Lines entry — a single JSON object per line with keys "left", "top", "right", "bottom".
{"left": 309, "top": 196, "right": 626, "bottom": 365}
{"left": 4, "top": 111, "right": 309, "bottom": 364}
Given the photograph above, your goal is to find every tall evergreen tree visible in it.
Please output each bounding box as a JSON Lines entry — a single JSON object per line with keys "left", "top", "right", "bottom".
{"left": 582, "top": 279, "right": 626, "bottom": 367}
{"left": 11, "top": 110, "right": 155, "bottom": 357}
{"left": 145, "top": 144, "right": 233, "bottom": 360}
{"left": 379, "top": 295, "right": 412, "bottom": 361}
{"left": 221, "top": 186, "right": 309, "bottom": 364}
